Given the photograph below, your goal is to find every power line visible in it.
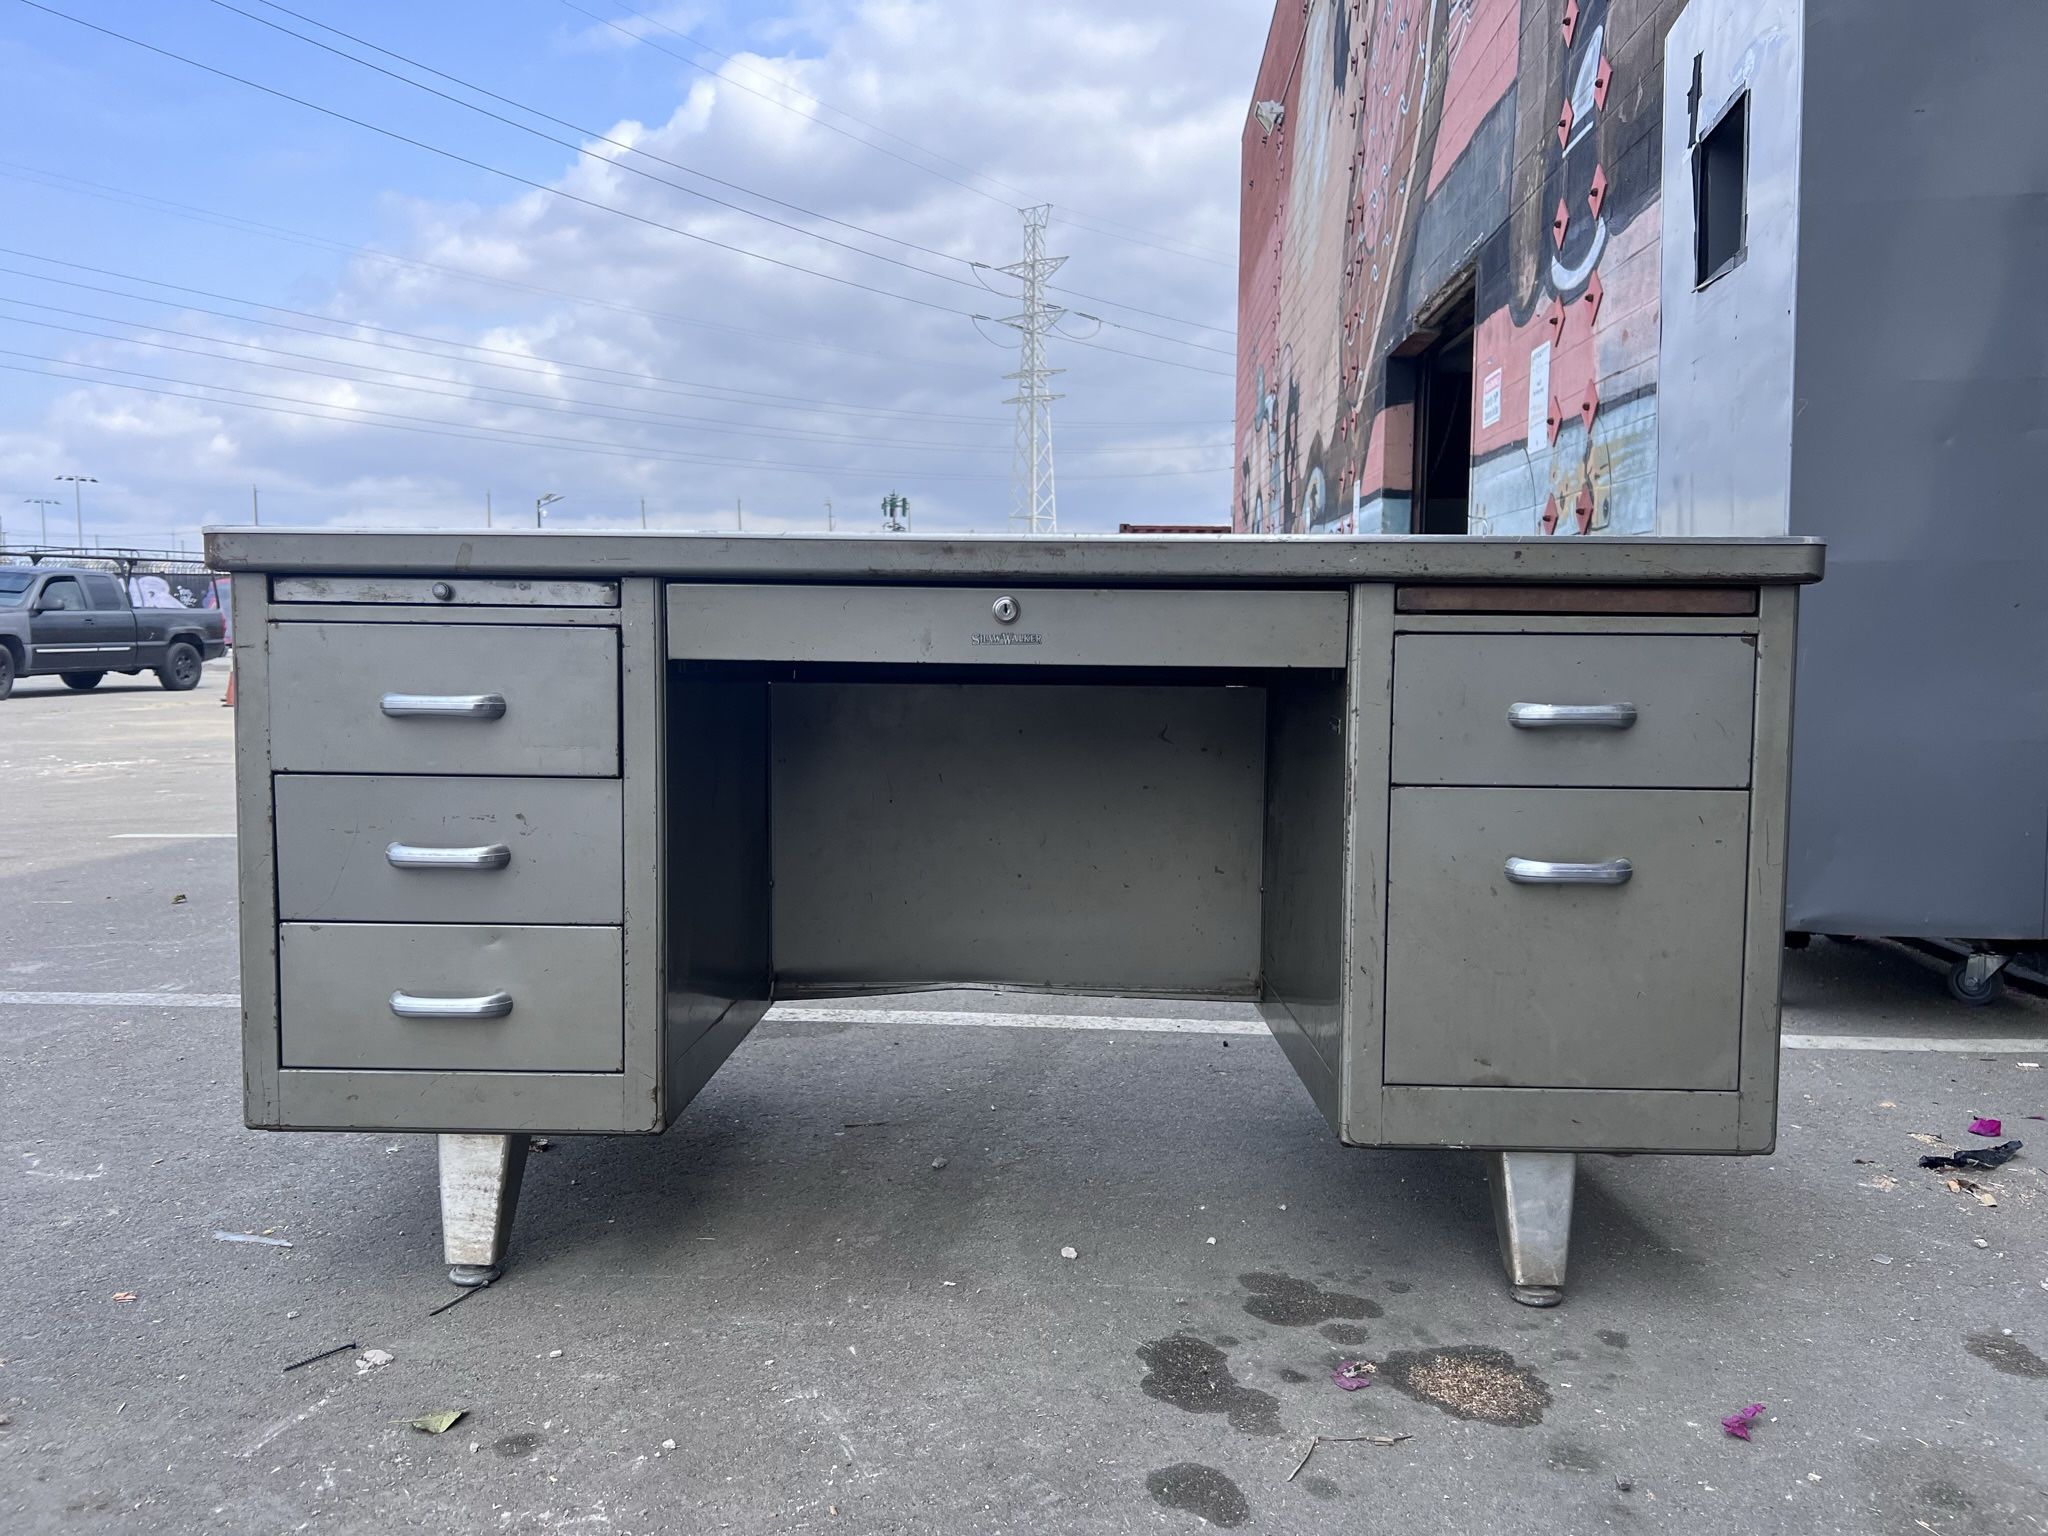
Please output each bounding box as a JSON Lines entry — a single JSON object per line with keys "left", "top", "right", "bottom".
{"left": 31, "top": 0, "right": 1231, "bottom": 359}
{"left": 573, "top": 0, "right": 1237, "bottom": 267}
{"left": 0, "top": 352, "right": 1230, "bottom": 482}
{"left": 0, "top": 299, "right": 1230, "bottom": 457}
{"left": 209, "top": 0, "right": 992, "bottom": 292}
{"left": 217, "top": 0, "right": 1234, "bottom": 354}
{"left": 0, "top": 159, "right": 896, "bottom": 367}
{"left": 0, "top": 164, "right": 1233, "bottom": 424}
{"left": 18, "top": 1, "right": 987, "bottom": 321}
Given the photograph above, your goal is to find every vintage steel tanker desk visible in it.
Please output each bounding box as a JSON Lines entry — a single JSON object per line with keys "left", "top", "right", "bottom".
{"left": 205, "top": 530, "right": 1821, "bottom": 1305}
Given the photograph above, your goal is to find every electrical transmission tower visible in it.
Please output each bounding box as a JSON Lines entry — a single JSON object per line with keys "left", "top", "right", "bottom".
{"left": 998, "top": 205, "right": 1065, "bottom": 536}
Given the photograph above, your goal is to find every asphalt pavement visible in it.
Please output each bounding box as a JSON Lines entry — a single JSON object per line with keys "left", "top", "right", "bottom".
{"left": 2, "top": 665, "right": 2044, "bottom": 1534}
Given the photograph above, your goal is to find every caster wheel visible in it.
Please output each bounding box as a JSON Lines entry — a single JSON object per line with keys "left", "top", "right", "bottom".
{"left": 1947, "top": 959, "right": 2005, "bottom": 1007}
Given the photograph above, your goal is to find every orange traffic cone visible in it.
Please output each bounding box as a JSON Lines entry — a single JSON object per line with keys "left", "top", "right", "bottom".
{"left": 222, "top": 658, "right": 236, "bottom": 708}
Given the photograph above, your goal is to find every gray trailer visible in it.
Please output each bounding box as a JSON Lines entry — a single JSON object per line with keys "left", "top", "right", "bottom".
{"left": 1655, "top": 0, "right": 2048, "bottom": 998}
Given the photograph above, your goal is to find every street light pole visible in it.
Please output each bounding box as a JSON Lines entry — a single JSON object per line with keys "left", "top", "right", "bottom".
{"left": 56, "top": 475, "right": 97, "bottom": 545}
{"left": 25, "top": 497, "right": 60, "bottom": 545}
{"left": 535, "top": 492, "right": 564, "bottom": 528}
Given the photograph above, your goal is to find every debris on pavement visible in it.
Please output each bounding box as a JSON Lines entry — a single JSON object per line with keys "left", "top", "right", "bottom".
{"left": 356, "top": 1348, "right": 394, "bottom": 1375}
{"left": 212, "top": 1231, "right": 292, "bottom": 1248}
{"left": 1920, "top": 1140, "right": 2024, "bottom": 1171}
{"left": 110, "top": 1292, "right": 138, "bottom": 1302}
{"left": 1287, "top": 1431, "right": 1410, "bottom": 1480}
{"left": 406, "top": 1410, "right": 466, "bottom": 1434}
{"left": 1331, "top": 1360, "right": 1376, "bottom": 1390}
{"left": 1059, "top": 1246, "right": 1078, "bottom": 1260}
{"left": 529, "top": 1137, "right": 552, "bottom": 1151}
{"left": 930, "top": 1157, "right": 947, "bottom": 1169}
{"left": 1872, "top": 1255, "right": 1894, "bottom": 1265}
{"left": 170, "top": 893, "right": 187, "bottom": 905}
{"left": 1720, "top": 1403, "right": 1766, "bottom": 1441}
{"left": 1968, "top": 1117, "right": 2003, "bottom": 1137}
{"left": 1946, "top": 1178, "right": 1998, "bottom": 1207}
{"left": 282, "top": 1341, "right": 357, "bottom": 1374}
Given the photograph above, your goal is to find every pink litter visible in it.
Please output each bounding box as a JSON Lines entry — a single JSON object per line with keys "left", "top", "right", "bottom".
{"left": 1720, "top": 1403, "right": 1766, "bottom": 1441}
{"left": 1968, "top": 1117, "right": 2002, "bottom": 1136}
{"left": 1331, "top": 1361, "right": 1375, "bottom": 1391}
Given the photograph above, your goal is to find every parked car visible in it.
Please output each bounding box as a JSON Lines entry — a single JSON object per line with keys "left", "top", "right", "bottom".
{"left": 0, "top": 565, "right": 228, "bottom": 699}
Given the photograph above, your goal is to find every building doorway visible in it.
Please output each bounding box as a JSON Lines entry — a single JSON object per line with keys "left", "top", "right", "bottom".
{"left": 1409, "top": 287, "right": 1475, "bottom": 534}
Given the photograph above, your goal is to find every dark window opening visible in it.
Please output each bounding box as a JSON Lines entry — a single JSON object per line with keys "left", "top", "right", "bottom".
{"left": 82, "top": 573, "right": 125, "bottom": 609}
{"left": 1693, "top": 90, "right": 1748, "bottom": 287}
{"left": 1411, "top": 287, "right": 1475, "bottom": 535}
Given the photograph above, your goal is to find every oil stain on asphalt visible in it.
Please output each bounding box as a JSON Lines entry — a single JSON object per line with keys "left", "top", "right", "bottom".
{"left": 1136, "top": 1334, "right": 1281, "bottom": 1436}
{"left": 1144, "top": 1463, "right": 1250, "bottom": 1529}
{"left": 1965, "top": 1331, "right": 2047, "bottom": 1379}
{"left": 1238, "top": 1271, "right": 1382, "bottom": 1327}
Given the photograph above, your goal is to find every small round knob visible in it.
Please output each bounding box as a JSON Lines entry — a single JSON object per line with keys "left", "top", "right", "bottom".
{"left": 431, "top": 581, "right": 455, "bottom": 602}
{"left": 991, "top": 595, "right": 1020, "bottom": 624}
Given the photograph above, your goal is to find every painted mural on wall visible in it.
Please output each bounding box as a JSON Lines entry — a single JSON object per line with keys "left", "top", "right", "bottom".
{"left": 1237, "top": 0, "right": 1682, "bottom": 535}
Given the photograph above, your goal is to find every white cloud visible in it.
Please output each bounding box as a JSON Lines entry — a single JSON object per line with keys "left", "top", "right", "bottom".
{"left": 1, "top": 0, "right": 1260, "bottom": 552}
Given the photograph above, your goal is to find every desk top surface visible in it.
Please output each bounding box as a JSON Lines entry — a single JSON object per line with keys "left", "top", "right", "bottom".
{"left": 202, "top": 530, "right": 1824, "bottom": 585}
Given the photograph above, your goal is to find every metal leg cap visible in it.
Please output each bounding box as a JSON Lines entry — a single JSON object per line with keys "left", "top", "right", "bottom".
{"left": 448, "top": 1263, "right": 501, "bottom": 1288}
{"left": 1510, "top": 1284, "right": 1563, "bottom": 1309}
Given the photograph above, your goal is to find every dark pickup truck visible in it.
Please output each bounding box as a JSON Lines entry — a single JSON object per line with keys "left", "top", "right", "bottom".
{"left": 0, "top": 565, "right": 227, "bottom": 699}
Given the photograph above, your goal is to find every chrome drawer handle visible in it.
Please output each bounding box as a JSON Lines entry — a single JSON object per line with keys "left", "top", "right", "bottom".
{"left": 389, "top": 990, "right": 514, "bottom": 1020}
{"left": 385, "top": 842, "right": 511, "bottom": 871}
{"left": 1507, "top": 702, "right": 1638, "bottom": 729}
{"left": 1505, "top": 857, "right": 1634, "bottom": 886}
{"left": 379, "top": 692, "right": 507, "bottom": 720}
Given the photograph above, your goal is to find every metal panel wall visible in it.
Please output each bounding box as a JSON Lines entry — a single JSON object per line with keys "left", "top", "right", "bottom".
{"left": 1782, "top": 0, "right": 2048, "bottom": 938}
{"left": 1652, "top": 0, "right": 1803, "bottom": 538}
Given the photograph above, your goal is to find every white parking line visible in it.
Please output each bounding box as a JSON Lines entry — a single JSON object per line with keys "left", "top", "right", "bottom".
{"left": 0, "top": 991, "right": 2043, "bottom": 1056}
{"left": 774, "top": 1007, "right": 1261, "bottom": 1036}
{"left": 0, "top": 991, "right": 242, "bottom": 1008}
{"left": 1780, "top": 1032, "right": 2048, "bottom": 1054}
{"left": 108, "top": 832, "right": 237, "bottom": 840}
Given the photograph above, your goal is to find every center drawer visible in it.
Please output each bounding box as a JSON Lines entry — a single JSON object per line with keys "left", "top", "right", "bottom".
{"left": 280, "top": 922, "right": 622, "bottom": 1072}
{"left": 274, "top": 775, "right": 622, "bottom": 924}
{"left": 1391, "top": 632, "right": 1755, "bottom": 787}
{"left": 666, "top": 584, "right": 1350, "bottom": 668}
{"left": 268, "top": 622, "right": 619, "bottom": 776}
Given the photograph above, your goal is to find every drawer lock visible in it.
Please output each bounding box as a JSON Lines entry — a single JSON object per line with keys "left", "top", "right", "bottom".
{"left": 991, "top": 595, "right": 1020, "bottom": 624}
{"left": 1505, "top": 857, "right": 1634, "bottom": 886}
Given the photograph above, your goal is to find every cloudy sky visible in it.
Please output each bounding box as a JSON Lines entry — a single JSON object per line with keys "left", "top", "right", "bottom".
{"left": 0, "top": 0, "right": 1264, "bottom": 552}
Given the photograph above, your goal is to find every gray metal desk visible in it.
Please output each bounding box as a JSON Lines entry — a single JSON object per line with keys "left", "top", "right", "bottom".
{"left": 205, "top": 531, "right": 1821, "bottom": 1305}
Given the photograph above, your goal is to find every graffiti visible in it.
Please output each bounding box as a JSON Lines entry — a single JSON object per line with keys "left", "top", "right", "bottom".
{"left": 1238, "top": 0, "right": 1685, "bottom": 538}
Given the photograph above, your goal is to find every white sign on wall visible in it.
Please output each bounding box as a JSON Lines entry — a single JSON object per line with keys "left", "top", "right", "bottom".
{"left": 1480, "top": 367, "right": 1503, "bottom": 429}
{"left": 1526, "top": 342, "right": 1551, "bottom": 451}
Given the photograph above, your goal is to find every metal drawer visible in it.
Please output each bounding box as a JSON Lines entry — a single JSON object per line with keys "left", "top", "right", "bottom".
{"left": 666, "top": 584, "right": 1350, "bottom": 668}
{"left": 268, "top": 622, "right": 619, "bottom": 775}
{"left": 274, "top": 576, "right": 618, "bottom": 607}
{"left": 1391, "top": 633, "right": 1754, "bottom": 787}
{"left": 274, "top": 776, "right": 622, "bottom": 924}
{"left": 1384, "top": 787, "right": 1749, "bottom": 1091}
{"left": 279, "top": 922, "right": 622, "bottom": 1071}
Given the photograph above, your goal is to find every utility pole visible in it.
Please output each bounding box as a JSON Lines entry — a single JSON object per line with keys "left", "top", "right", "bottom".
{"left": 56, "top": 474, "right": 97, "bottom": 545}
{"left": 640, "top": 496, "right": 647, "bottom": 529}
{"left": 485, "top": 490, "right": 492, "bottom": 527}
{"left": 824, "top": 499, "right": 834, "bottom": 531}
{"left": 736, "top": 496, "right": 743, "bottom": 532}
{"left": 536, "top": 492, "right": 564, "bottom": 527}
{"left": 252, "top": 486, "right": 260, "bottom": 525}
{"left": 998, "top": 206, "right": 1065, "bottom": 535}
{"left": 881, "top": 492, "right": 910, "bottom": 533}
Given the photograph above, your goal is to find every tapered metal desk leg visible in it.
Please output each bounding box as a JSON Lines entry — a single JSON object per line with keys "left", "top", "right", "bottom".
{"left": 1488, "top": 1150, "right": 1576, "bottom": 1307}
{"left": 439, "top": 1132, "right": 528, "bottom": 1287}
